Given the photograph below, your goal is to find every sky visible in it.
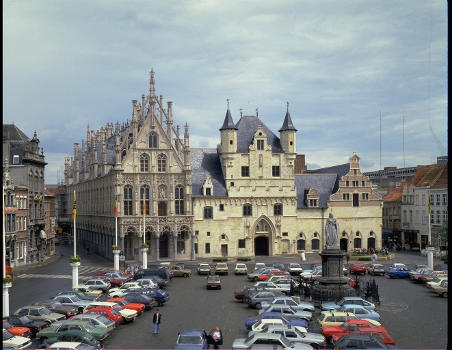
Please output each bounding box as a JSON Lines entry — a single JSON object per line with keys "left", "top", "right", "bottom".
{"left": 3, "top": 0, "right": 448, "bottom": 185}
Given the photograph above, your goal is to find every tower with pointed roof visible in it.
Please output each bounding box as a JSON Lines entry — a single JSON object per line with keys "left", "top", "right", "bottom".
{"left": 279, "top": 102, "right": 297, "bottom": 154}
{"left": 219, "top": 99, "right": 237, "bottom": 154}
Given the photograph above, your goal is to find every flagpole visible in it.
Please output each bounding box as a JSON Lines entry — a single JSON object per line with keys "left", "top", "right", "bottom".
{"left": 3, "top": 184, "right": 6, "bottom": 278}
{"left": 114, "top": 200, "right": 118, "bottom": 246}
{"left": 73, "top": 190, "right": 77, "bottom": 258}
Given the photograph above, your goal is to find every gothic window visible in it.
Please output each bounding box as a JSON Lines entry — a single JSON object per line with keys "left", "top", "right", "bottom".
{"left": 122, "top": 149, "right": 127, "bottom": 160}
{"left": 149, "top": 132, "right": 158, "bottom": 148}
{"left": 311, "top": 239, "right": 320, "bottom": 250}
{"left": 354, "top": 238, "right": 362, "bottom": 249}
{"left": 140, "top": 154, "right": 150, "bottom": 172}
{"left": 124, "top": 186, "right": 133, "bottom": 215}
{"left": 274, "top": 203, "right": 283, "bottom": 216}
{"left": 243, "top": 204, "right": 252, "bottom": 216}
{"left": 297, "top": 239, "right": 305, "bottom": 250}
{"left": 157, "top": 154, "right": 167, "bottom": 172}
{"left": 175, "top": 185, "right": 184, "bottom": 215}
{"left": 140, "top": 185, "right": 150, "bottom": 215}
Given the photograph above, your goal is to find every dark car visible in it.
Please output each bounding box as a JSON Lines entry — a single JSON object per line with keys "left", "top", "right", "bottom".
{"left": 123, "top": 293, "right": 156, "bottom": 310}
{"left": 32, "top": 299, "right": 79, "bottom": 317}
{"left": 272, "top": 263, "right": 286, "bottom": 271}
{"left": 126, "top": 288, "right": 169, "bottom": 306}
{"left": 234, "top": 286, "right": 265, "bottom": 302}
{"left": 40, "top": 329, "right": 103, "bottom": 349}
{"left": 247, "top": 290, "right": 284, "bottom": 309}
{"left": 333, "top": 333, "right": 394, "bottom": 349}
{"left": 133, "top": 268, "right": 170, "bottom": 282}
{"left": 4, "top": 316, "right": 48, "bottom": 337}
{"left": 206, "top": 275, "right": 221, "bottom": 290}
{"left": 56, "top": 290, "right": 98, "bottom": 301}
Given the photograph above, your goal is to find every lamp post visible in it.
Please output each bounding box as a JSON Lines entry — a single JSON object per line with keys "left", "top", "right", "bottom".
{"left": 3, "top": 159, "right": 13, "bottom": 317}
{"left": 71, "top": 190, "right": 80, "bottom": 289}
{"left": 113, "top": 199, "right": 120, "bottom": 270}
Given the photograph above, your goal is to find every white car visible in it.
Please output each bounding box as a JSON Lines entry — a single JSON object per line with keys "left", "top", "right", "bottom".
{"left": 85, "top": 301, "right": 137, "bottom": 322}
{"left": 251, "top": 319, "right": 307, "bottom": 333}
{"left": 235, "top": 263, "right": 248, "bottom": 275}
{"left": 47, "top": 342, "right": 97, "bottom": 350}
{"left": 427, "top": 276, "right": 448, "bottom": 289}
{"left": 3, "top": 329, "right": 32, "bottom": 349}
{"left": 108, "top": 282, "right": 142, "bottom": 297}
{"left": 197, "top": 263, "right": 211, "bottom": 275}
{"left": 254, "top": 263, "right": 267, "bottom": 271}
{"left": 254, "top": 281, "right": 290, "bottom": 294}
{"left": 288, "top": 263, "right": 303, "bottom": 275}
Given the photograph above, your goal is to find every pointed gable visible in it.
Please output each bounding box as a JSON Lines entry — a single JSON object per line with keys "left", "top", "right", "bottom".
{"left": 235, "top": 115, "right": 284, "bottom": 153}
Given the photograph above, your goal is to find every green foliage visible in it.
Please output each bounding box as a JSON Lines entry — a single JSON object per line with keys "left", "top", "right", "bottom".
{"left": 356, "top": 256, "right": 371, "bottom": 261}
{"left": 237, "top": 257, "right": 252, "bottom": 261}
{"left": 213, "top": 257, "right": 228, "bottom": 262}
{"left": 70, "top": 255, "right": 81, "bottom": 263}
{"left": 3, "top": 274, "right": 13, "bottom": 283}
{"left": 112, "top": 245, "right": 121, "bottom": 250}
{"left": 141, "top": 243, "right": 149, "bottom": 249}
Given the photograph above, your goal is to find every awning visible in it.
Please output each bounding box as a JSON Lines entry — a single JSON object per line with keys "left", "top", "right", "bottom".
{"left": 40, "top": 230, "right": 47, "bottom": 240}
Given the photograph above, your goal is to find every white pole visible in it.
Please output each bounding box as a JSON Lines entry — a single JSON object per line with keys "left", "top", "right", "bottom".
{"left": 115, "top": 216, "right": 118, "bottom": 246}
{"left": 3, "top": 184, "right": 6, "bottom": 278}
{"left": 73, "top": 215, "right": 77, "bottom": 257}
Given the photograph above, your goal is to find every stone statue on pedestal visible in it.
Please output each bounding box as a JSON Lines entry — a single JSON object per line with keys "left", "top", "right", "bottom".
{"left": 325, "top": 212, "right": 339, "bottom": 249}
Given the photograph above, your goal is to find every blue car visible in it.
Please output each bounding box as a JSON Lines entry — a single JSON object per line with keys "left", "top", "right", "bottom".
{"left": 336, "top": 305, "right": 381, "bottom": 322}
{"left": 174, "top": 329, "right": 211, "bottom": 349}
{"left": 387, "top": 267, "right": 411, "bottom": 278}
{"left": 147, "top": 288, "right": 169, "bottom": 305}
{"left": 245, "top": 312, "right": 308, "bottom": 330}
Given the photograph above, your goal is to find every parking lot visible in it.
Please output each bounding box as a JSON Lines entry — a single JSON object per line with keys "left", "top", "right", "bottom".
{"left": 98, "top": 254, "right": 447, "bottom": 350}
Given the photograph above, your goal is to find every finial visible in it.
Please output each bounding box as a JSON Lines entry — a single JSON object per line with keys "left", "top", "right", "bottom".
{"left": 286, "top": 101, "right": 289, "bottom": 112}
{"left": 256, "top": 108, "right": 259, "bottom": 117}
{"left": 227, "top": 99, "right": 230, "bottom": 110}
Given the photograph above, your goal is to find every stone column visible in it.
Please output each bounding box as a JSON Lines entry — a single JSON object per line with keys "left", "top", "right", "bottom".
{"left": 155, "top": 235, "right": 160, "bottom": 261}
{"left": 3, "top": 282, "right": 11, "bottom": 317}
{"left": 426, "top": 246, "right": 434, "bottom": 269}
{"left": 141, "top": 248, "right": 149, "bottom": 269}
{"left": 191, "top": 234, "right": 196, "bottom": 260}
{"left": 71, "top": 262, "right": 81, "bottom": 289}
{"left": 113, "top": 250, "right": 120, "bottom": 270}
{"left": 173, "top": 233, "right": 178, "bottom": 261}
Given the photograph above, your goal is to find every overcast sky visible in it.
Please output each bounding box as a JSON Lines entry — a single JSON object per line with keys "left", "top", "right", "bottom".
{"left": 3, "top": 0, "right": 447, "bottom": 184}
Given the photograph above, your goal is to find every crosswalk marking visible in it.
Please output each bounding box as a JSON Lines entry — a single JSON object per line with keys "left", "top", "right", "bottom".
{"left": 17, "top": 274, "right": 91, "bottom": 279}
{"left": 16, "top": 265, "right": 116, "bottom": 280}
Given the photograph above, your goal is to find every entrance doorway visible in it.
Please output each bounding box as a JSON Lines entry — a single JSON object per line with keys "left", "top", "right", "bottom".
{"left": 340, "top": 238, "right": 348, "bottom": 251}
{"left": 221, "top": 244, "right": 228, "bottom": 257}
{"left": 255, "top": 236, "right": 269, "bottom": 256}
{"left": 367, "top": 237, "right": 376, "bottom": 250}
{"left": 159, "top": 233, "right": 169, "bottom": 258}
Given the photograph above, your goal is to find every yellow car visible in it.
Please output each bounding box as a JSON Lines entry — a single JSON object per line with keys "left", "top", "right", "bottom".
{"left": 431, "top": 279, "right": 448, "bottom": 298}
{"left": 74, "top": 285, "right": 103, "bottom": 297}
{"left": 318, "top": 312, "right": 381, "bottom": 328}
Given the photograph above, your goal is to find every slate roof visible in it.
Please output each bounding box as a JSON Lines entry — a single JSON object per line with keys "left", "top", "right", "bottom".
{"left": 190, "top": 148, "right": 227, "bottom": 196}
{"left": 279, "top": 111, "right": 297, "bottom": 132}
{"left": 219, "top": 109, "right": 238, "bottom": 130}
{"left": 3, "top": 124, "right": 30, "bottom": 141}
{"left": 294, "top": 174, "right": 337, "bottom": 208}
{"left": 235, "top": 116, "right": 284, "bottom": 153}
{"left": 307, "top": 163, "right": 350, "bottom": 194}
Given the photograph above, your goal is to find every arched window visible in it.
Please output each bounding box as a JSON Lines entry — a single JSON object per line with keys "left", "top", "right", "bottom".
{"left": 354, "top": 238, "right": 362, "bottom": 249}
{"left": 367, "top": 237, "right": 375, "bottom": 249}
{"left": 124, "top": 185, "right": 133, "bottom": 215}
{"left": 122, "top": 149, "right": 127, "bottom": 160}
{"left": 243, "top": 204, "right": 252, "bottom": 216}
{"left": 140, "top": 185, "right": 150, "bottom": 215}
{"left": 140, "top": 154, "right": 149, "bottom": 172}
{"left": 177, "top": 228, "right": 188, "bottom": 254}
{"left": 149, "top": 132, "right": 158, "bottom": 148}
{"left": 311, "top": 239, "right": 320, "bottom": 250}
{"left": 274, "top": 203, "right": 283, "bottom": 216}
{"left": 175, "top": 185, "right": 184, "bottom": 215}
{"left": 157, "top": 154, "right": 167, "bottom": 172}
{"left": 297, "top": 239, "right": 305, "bottom": 251}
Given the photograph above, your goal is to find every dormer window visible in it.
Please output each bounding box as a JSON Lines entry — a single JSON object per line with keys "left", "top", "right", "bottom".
{"left": 257, "top": 140, "right": 264, "bottom": 150}
{"left": 202, "top": 176, "right": 213, "bottom": 196}
{"left": 305, "top": 188, "right": 319, "bottom": 208}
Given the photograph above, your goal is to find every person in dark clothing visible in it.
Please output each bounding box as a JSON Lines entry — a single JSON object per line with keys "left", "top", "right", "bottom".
{"left": 153, "top": 309, "right": 162, "bottom": 334}
{"left": 304, "top": 282, "right": 311, "bottom": 300}
{"left": 212, "top": 327, "right": 223, "bottom": 349}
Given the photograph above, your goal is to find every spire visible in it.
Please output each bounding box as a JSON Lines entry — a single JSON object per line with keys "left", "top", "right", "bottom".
{"left": 219, "top": 99, "right": 238, "bottom": 131}
{"left": 279, "top": 102, "right": 297, "bottom": 132}
{"left": 150, "top": 68, "right": 155, "bottom": 97}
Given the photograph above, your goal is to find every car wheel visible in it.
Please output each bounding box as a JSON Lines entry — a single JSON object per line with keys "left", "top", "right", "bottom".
{"left": 256, "top": 303, "right": 262, "bottom": 309}
{"left": 443, "top": 292, "right": 448, "bottom": 298}
{"left": 183, "top": 273, "right": 189, "bottom": 277}
{"left": 310, "top": 344, "right": 319, "bottom": 349}
{"left": 40, "top": 337, "right": 47, "bottom": 344}
{"left": 78, "top": 307, "right": 84, "bottom": 313}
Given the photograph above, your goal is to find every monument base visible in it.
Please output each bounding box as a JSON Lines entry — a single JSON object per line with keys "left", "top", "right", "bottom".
{"left": 311, "top": 248, "right": 356, "bottom": 306}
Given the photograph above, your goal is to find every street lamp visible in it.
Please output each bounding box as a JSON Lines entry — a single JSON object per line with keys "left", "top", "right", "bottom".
{"left": 3, "top": 159, "right": 12, "bottom": 317}
{"left": 70, "top": 190, "right": 80, "bottom": 288}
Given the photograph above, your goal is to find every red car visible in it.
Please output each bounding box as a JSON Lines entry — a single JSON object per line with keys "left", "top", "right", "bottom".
{"left": 95, "top": 272, "right": 126, "bottom": 287}
{"left": 84, "top": 307, "right": 123, "bottom": 326}
{"left": 3, "top": 320, "right": 31, "bottom": 338}
{"left": 257, "top": 269, "right": 286, "bottom": 281}
{"left": 346, "top": 277, "right": 356, "bottom": 288}
{"left": 107, "top": 298, "right": 145, "bottom": 315}
{"left": 322, "top": 319, "right": 395, "bottom": 345}
{"left": 348, "top": 263, "right": 367, "bottom": 275}
{"left": 105, "top": 269, "right": 133, "bottom": 280}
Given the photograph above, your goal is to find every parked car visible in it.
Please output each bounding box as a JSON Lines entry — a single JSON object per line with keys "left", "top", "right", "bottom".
{"left": 85, "top": 302, "right": 137, "bottom": 323}
{"left": 107, "top": 282, "right": 143, "bottom": 297}
{"left": 254, "top": 263, "right": 267, "bottom": 271}
{"left": 206, "top": 275, "right": 221, "bottom": 290}
{"left": 348, "top": 263, "right": 367, "bottom": 275}
{"left": 418, "top": 270, "right": 447, "bottom": 284}
{"left": 84, "top": 307, "right": 122, "bottom": 327}
{"left": 249, "top": 319, "right": 306, "bottom": 333}
{"left": 321, "top": 319, "right": 395, "bottom": 345}
{"left": 336, "top": 305, "right": 381, "bottom": 322}
{"left": 426, "top": 276, "right": 447, "bottom": 289}
{"left": 254, "top": 281, "right": 290, "bottom": 294}
{"left": 409, "top": 268, "right": 433, "bottom": 283}
{"left": 333, "top": 333, "right": 394, "bottom": 349}
{"left": 260, "top": 296, "right": 315, "bottom": 312}
{"left": 127, "top": 287, "right": 169, "bottom": 306}
{"left": 169, "top": 265, "right": 192, "bottom": 277}
{"left": 245, "top": 313, "right": 308, "bottom": 331}
{"left": 317, "top": 312, "right": 361, "bottom": 328}
{"left": 51, "top": 295, "right": 91, "bottom": 313}
{"left": 288, "top": 264, "right": 303, "bottom": 276}
{"left": 39, "top": 329, "right": 103, "bottom": 349}
{"left": 173, "top": 328, "right": 211, "bottom": 349}
{"left": 214, "top": 263, "right": 229, "bottom": 275}
{"left": 31, "top": 300, "right": 79, "bottom": 318}
{"left": 248, "top": 324, "right": 325, "bottom": 348}
{"left": 71, "top": 287, "right": 102, "bottom": 299}
{"left": 46, "top": 341, "right": 98, "bottom": 350}
{"left": 257, "top": 269, "right": 286, "bottom": 282}
{"left": 234, "top": 286, "right": 264, "bottom": 302}
{"left": 36, "top": 319, "right": 110, "bottom": 342}
{"left": 367, "top": 264, "right": 385, "bottom": 276}
{"left": 95, "top": 272, "right": 127, "bottom": 287}
{"left": 197, "top": 264, "right": 211, "bottom": 275}
{"left": 386, "top": 267, "right": 411, "bottom": 278}
{"left": 234, "top": 264, "right": 248, "bottom": 275}
{"left": 2, "top": 320, "right": 31, "bottom": 338}
{"left": 247, "top": 268, "right": 267, "bottom": 282}
{"left": 3, "top": 316, "right": 48, "bottom": 338}
{"left": 106, "top": 298, "right": 145, "bottom": 315}
{"left": 123, "top": 292, "right": 157, "bottom": 310}
{"left": 246, "top": 291, "right": 284, "bottom": 309}
{"left": 133, "top": 268, "right": 170, "bottom": 282}
{"left": 258, "top": 305, "right": 312, "bottom": 322}
{"left": 431, "top": 279, "right": 448, "bottom": 298}
{"left": 321, "top": 297, "right": 375, "bottom": 312}
{"left": 69, "top": 314, "right": 115, "bottom": 332}
{"left": 14, "top": 306, "right": 65, "bottom": 324}
{"left": 272, "top": 263, "right": 286, "bottom": 271}
{"left": 56, "top": 290, "right": 98, "bottom": 302}
{"left": 83, "top": 280, "right": 111, "bottom": 293}
{"left": 232, "top": 332, "right": 313, "bottom": 350}
{"left": 139, "top": 276, "right": 167, "bottom": 289}
{"left": 2, "top": 329, "right": 32, "bottom": 349}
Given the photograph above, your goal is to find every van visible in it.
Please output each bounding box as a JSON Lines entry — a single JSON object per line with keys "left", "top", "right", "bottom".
{"left": 133, "top": 268, "right": 170, "bottom": 281}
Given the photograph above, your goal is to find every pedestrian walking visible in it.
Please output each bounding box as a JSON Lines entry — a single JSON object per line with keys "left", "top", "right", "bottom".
{"left": 153, "top": 309, "right": 162, "bottom": 334}
{"left": 212, "top": 327, "right": 223, "bottom": 349}
{"left": 304, "top": 282, "right": 311, "bottom": 301}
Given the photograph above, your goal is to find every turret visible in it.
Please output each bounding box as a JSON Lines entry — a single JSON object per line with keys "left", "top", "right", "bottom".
{"left": 114, "top": 127, "right": 121, "bottom": 169}
{"left": 74, "top": 143, "right": 79, "bottom": 183}
{"left": 279, "top": 102, "right": 297, "bottom": 154}
{"left": 219, "top": 99, "right": 237, "bottom": 153}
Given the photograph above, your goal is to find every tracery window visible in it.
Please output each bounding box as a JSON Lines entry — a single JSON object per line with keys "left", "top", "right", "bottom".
{"left": 124, "top": 185, "right": 133, "bottom": 215}
{"left": 175, "top": 185, "right": 184, "bottom": 215}
{"left": 140, "top": 154, "right": 150, "bottom": 172}
{"left": 157, "top": 154, "right": 167, "bottom": 172}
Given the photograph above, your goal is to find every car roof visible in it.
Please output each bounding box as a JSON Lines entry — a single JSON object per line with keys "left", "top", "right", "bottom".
{"left": 179, "top": 329, "right": 206, "bottom": 336}
{"left": 321, "top": 312, "right": 355, "bottom": 317}
{"left": 49, "top": 342, "right": 84, "bottom": 348}
{"left": 342, "top": 297, "right": 363, "bottom": 301}
{"left": 87, "top": 302, "right": 116, "bottom": 307}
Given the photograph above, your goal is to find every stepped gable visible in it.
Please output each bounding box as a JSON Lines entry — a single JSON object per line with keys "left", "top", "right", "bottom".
{"left": 295, "top": 174, "right": 337, "bottom": 209}
{"left": 235, "top": 115, "right": 284, "bottom": 153}
{"left": 307, "top": 163, "right": 350, "bottom": 194}
{"left": 190, "top": 148, "right": 227, "bottom": 196}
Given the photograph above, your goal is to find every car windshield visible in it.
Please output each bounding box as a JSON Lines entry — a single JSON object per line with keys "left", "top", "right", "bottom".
{"left": 97, "top": 315, "right": 110, "bottom": 324}
{"left": 84, "top": 322, "right": 95, "bottom": 331}
{"left": 39, "top": 308, "right": 52, "bottom": 315}
{"left": 19, "top": 316, "right": 30, "bottom": 323}
{"left": 290, "top": 264, "right": 301, "bottom": 268}
{"left": 3, "top": 330, "right": 14, "bottom": 340}
{"left": 237, "top": 264, "right": 246, "bottom": 268}
{"left": 200, "top": 264, "right": 209, "bottom": 268}
{"left": 76, "top": 344, "right": 97, "bottom": 350}
{"left": 178, "top": 335, "right": 203, "bottom": 344}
